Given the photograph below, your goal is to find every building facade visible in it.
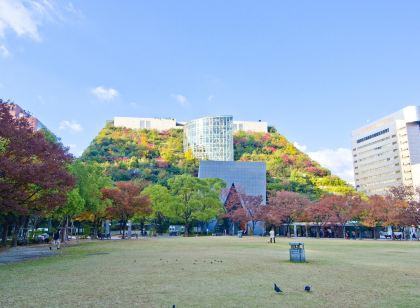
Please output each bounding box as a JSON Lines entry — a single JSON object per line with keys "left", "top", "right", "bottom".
{"left": 113, "top": 117, "right": 181, "bottom": 131}
{"left": 7, "top": 103, "right": 46, "bottom": 131}
{"left": 198, "top": 160, "right": 267, "bottom": 235}
{"left": 183, "top": 116, "right": 234, "bottom": 161}
{"left": 233, "top": 120, "right": 268, "bottom": 133}
{"left": 352, "top": 106, "right": 420, "bottom": 195}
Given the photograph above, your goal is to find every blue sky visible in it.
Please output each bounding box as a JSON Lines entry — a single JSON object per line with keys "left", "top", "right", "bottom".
{"left": 1, "top": 0, "right": 420, "bottom": 183}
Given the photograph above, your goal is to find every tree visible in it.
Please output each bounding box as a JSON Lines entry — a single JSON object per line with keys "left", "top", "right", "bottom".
{"left": 0, "top": 101, "right": 74, "bottom": 246}
{"left": 267, "top": 191, "right": 310, "bottom": 237}
{"left": 358, "top": 195, "right": 385, "bottom": 239}
{"left": 71, "top": 161, "right": 112, "bottom": 238}
{"left": 305, "top": 200, "right": 334, "bottom": 238}
{"left": 223, "top": 184, "right": 248, "bottom": 232}
{"left": 102, "top": 181, "right": 151, "bottom": 239}
{"left": 223, "top": 185, "right": 265, "bottom": 235}
{"left": 386, "top": 186, "right": 420, "bottom": 239}
{"left": 142, "top": 184, "right": 173, "bottom": 234}
{"left": 52, "top": 187, "right": 85, "bottom": 241}
{"left": 168, "top": 174, "right": 225, "bottom": 236}
{"left": 319, "top": 194, "right": 361, "bottom": 238}
{"left": 241, "top": 194, "right": 264, "bottom": 235}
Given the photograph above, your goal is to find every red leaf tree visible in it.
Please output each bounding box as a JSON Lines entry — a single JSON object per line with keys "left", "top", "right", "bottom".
{"left": 223, "top": 184, "right": 265, "bottom": 235}
{"left": 102, "top": 181, "right": 151, "bottom": 238}
{"left": 266, "top": 191, "right": 310, "bottom": 237}
{"left": 319, "top": 194, "right": 362, "bottom": 238}
{"left": 0, "top": 101, "right": 75, "bottom": 246}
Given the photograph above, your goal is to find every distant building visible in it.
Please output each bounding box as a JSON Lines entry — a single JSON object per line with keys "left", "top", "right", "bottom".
{"left": 184, "top": 116, "right": 234, "bottom": 161}
{"left": 352, "top": 106, "right": 420, "bottom": 195}
{"left": 113, "top": 117, "right": 182, "bottom": 131}
{"left": 198, "top": 160, "right": 267, "bottom": 235}
{"left": 6, "top": 103, "right": 46, "bottom": 131}
{"left": 233, "top": 120, "right": 268, "bottom": 133}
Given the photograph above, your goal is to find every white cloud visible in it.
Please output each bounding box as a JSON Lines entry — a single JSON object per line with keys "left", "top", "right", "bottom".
{"left": 307, "top": 147, "right": 354, "bottom": 184}
{"left": 59, "top": 120, "right": 83, "bottom": 133}
{"left": 0, "top": 1, "right": 82, "bottom": 54}
{"left": 0, "top": 0, "right": 57, "bottom": 41}
{"left": 91, "top": 86, "right": 119, "bottom": 101}
{"left": 293, "top": 141, "right": 307, "bottom": 152}
{"left": 0, "top": 44, "right": 10, "bottom": 57}
{"left": 171, "top": 94, "right": 189, "bottom": 107}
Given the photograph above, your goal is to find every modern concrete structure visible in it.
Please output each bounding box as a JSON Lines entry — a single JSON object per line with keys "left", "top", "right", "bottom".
{"left": 113, "top": 117, "right": 181, "bottom": 131}
{"left": 233, "top": 120, "right": 268, "bottom": 133}
{"left": 352, "top": 106, "right": 420, "bottom": 195}
{"left": 198, "top": 160, "right": 267, "bottom": 235}
{"left": 113, "top": 116, "right": 267, "bottom": 134}
{"left": 183, "top": 116, "right": 234, "bottom": 161}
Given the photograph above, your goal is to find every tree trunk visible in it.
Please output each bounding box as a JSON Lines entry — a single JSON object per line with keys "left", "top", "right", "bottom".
{"left": 122, "top": 220, "right": 127, "bottom": 239}
{"left": 342, "top": 225, "right": 346, "bottom": 239}
{"left": 62, "top": 216, "right": 69, "bottom": 242}
{"left": 184, "top": 222, "right": 189, "bottom": 237}
{"left": 316, "top": 225, "right": 320, "bottom": 238}
{"left": 11, "top": 224, "right": 18, "bottom": 247}
{"left": 1, "top": 222, "right": 8, "bottom": 246}
{"left": 373, "top": 227, "right": 377, "bottom": 240}
{"left": 140, "top": 220, "right": 145, "bottom": 236}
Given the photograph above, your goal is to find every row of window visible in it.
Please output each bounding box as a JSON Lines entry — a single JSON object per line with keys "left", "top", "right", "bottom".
{"left": 356, "top": 128, "right": 390, "bottom": 144}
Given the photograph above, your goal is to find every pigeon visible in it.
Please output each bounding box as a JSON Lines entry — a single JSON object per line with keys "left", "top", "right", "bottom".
{"left": 304, "top": 285, "right": 311, "bottom": 292}
{"left": 274, "top": 283, "right": 282, "bottom": 293}
{"left": 172, "top": 305, "right": 175, "bottom": 308}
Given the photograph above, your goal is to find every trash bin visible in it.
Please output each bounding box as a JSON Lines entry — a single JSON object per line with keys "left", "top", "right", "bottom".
{"left": 289, "top": 242, "right": 305, "bottom": 262}
{"left": 238, "top": 231, "right": 243, "bottom": 238}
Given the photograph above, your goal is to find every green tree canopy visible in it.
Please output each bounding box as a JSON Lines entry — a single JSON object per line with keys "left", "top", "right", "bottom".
{"left": 167, "top": 174, "right": 225, "bottom": 236}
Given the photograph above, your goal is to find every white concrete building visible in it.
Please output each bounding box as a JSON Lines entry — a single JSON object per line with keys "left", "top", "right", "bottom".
{"left": 233, "top": 120, "right": 268, "bottom": 133}
{"left": 352, "top": 106, "right": 420, "bottom": 195}
{"left": 113, "top": 117, "right": 180, "bottom": 131}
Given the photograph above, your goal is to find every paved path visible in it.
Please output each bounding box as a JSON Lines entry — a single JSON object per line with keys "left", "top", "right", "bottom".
{"left": 0, "top": 245, "right": 58, "bottom": 265}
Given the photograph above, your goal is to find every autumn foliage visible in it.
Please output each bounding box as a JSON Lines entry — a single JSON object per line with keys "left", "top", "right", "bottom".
{"left": 102, "top": 181, "right": 152, "bottom": 238}
{"left": 0, "top": 101, "right": 75, "bottom": 246}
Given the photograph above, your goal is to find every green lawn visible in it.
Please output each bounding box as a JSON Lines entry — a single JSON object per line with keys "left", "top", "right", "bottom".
{"left": 1, "top": 237, "right": 420, "bottom": 307}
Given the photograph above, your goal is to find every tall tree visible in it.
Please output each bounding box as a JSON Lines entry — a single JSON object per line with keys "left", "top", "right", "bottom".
{"left": 319, "top": 194, "right": 361, "bottom": 238}
{"left": 102, "top": 181, "right": 151, "bottom": 239}
{"left": 143, "top": 184, "right": 173, "bottom": 234}
{"left": 168, "top": 174, "right": 225, "bottom": 236}
{"left": 71, "top": 161, "right": 112, "bottom": 238}
{"left": 267, "top": 191, "right": 310, "bottom": 237}
{"left": 357, "top": 195, "right": 385, "bottom": 239}
{"left": 0, "top": 101, "right": 74, "bottom": 246}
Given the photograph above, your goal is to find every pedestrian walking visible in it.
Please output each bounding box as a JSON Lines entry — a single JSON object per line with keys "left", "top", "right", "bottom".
{"left": 269, "top": 228, "right": 276, "bottom": 243}
{"left": 50, "top": 228, "right": 61, "bottom": 250}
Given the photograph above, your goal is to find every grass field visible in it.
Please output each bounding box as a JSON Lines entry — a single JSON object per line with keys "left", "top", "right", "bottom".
{"left": 1, "top": 237, "right": 420, "bottom": 307}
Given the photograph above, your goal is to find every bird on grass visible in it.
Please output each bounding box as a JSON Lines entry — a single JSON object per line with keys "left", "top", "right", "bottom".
{"left": 274, "top": 283, "right": 282, "bottom": 293}
{"left": 304, "top": 285, "right": 311, "bottom": 292}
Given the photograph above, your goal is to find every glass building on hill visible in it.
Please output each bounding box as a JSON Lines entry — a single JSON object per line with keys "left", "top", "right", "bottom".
{"left": 183, "top": 116, "right": 234, "bottom": 161}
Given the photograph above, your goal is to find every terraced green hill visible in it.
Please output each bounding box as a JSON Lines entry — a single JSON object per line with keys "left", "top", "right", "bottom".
{"left": 81, "top": 125, "right": 353, "bottom": 199}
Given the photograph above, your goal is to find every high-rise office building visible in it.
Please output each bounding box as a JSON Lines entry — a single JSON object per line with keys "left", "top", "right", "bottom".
{"left": 352, "top": 106, "right": 420, "bottom": 195}
{"left": 183, "top": 115, "right": 234, "bottom": 161}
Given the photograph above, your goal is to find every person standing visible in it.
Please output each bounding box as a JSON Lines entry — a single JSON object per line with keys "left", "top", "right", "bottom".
{"left": 53, "top": 228, "right": 61, "bottom": 249}
{"left": 269, "top": 228, "right": 276, "bottom": 243}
